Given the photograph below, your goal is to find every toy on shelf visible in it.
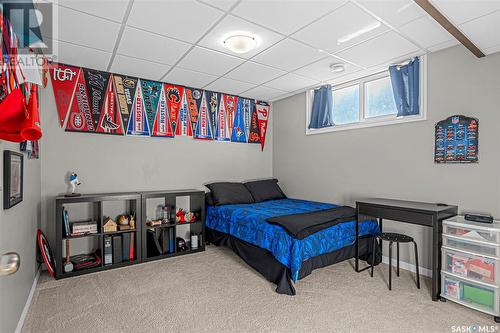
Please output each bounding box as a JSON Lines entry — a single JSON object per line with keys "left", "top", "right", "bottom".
{"left": 175, "top": 209, "right": 197, "bottom": 223}
{"left": 65, "top": 172, "right": 81, "bottom": 197}
{"left": 117, "top": 215, "right": 131, "bottom": 230}
{"left": 103, "top": 217, "right": 117, "bottom": 233}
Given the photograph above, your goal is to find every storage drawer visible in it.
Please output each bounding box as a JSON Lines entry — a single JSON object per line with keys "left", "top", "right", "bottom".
{"left": 442, "top": 272, "right": 500, "bottom": 315}
{"left": 443, "top": 222, "right": 500, "bottom": 244}
{"left": 443, "top": 234, "right": 500, "bottom": 257}
{"left": 442, "top": 247, "right": 499, "bottom": 285}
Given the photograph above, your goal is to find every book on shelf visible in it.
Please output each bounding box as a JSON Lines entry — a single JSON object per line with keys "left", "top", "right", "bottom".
{"left": 71, "top": 221, "right": 98, "bottom": 235}
{"left": 104, "top": 236, "right": 112, "bottom": 266}
{"left": 63, "top": 209, "right": 70, "bottom": 237}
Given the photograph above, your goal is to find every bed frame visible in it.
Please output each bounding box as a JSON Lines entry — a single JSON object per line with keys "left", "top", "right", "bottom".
{"left": 207, "top": 227, "right": 381, "bottom": 295}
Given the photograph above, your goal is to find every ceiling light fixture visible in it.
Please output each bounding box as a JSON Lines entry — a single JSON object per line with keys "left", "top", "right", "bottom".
{"left": 329, "top": 63, "right": 345, "bottom": 73}
{"left": 222, "top": 33, "right": 258, "bottom": 54}
{"left": 337, "top": 21, "right": 382, "bottom": 44}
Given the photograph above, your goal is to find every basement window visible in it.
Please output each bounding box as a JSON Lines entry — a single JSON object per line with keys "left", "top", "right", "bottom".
{"left": 305, "top": 55, "right": 427, "bottom": 135}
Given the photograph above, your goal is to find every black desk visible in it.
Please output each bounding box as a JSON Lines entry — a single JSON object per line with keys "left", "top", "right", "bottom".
{"left": 355, "top": 198, "right": 457, "bottom": 301}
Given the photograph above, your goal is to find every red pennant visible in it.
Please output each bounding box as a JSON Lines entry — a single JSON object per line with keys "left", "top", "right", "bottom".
{"left": 223, "top": 94, "right": 238, "bottom": 138}
{"left": 96, "top": 75, "right": 124, "bottom": 135}
{"left": 164, "top": 84, "right": 183, "bottom": 135}
{"left": 65, "top": 71, "right": 94, "bottom": 132}
{"left": 49, "top": 63, "right": 81, "bottom": 127}
{"left": 255, "top": 102, "right": 270, "bottom": 151}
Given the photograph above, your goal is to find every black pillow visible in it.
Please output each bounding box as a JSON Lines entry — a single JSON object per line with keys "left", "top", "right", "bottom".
{"left": 205, "top": 192, "right": 215, "bottom": 206}
{"left": 205, "top": 182, "right": 254, "bottom": 206}
{"left": 244, "top": 179, "right": 287, "bottom": 202}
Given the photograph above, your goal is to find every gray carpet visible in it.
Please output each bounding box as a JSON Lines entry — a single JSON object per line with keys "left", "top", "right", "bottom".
{"left": 23, "top": 245, "right": 492, "bottom": 333}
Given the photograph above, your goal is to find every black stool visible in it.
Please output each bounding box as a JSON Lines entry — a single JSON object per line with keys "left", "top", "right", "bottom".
{"left": 371, "top": 232, "right": 420, "bottom": 290}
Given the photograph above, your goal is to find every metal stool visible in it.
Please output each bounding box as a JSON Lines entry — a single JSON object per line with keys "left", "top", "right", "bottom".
{"left": 371, "top": 232, "right": 420, "bottom": 290}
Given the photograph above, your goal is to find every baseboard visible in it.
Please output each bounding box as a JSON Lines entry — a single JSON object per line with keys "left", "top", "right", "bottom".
{"left": 381, "top": 255, "right": 432, "bottom": 278}
{"left": 15, "top": 267, "right": 40, "bottom": 333}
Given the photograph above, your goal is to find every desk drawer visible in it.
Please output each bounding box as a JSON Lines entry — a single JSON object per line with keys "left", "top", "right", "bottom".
{"left": 443, "top": 234, "right": 500, "bottom": 257}
{"left": 443, "top": 223, "right": 500, "bottom": 244}
{"left": 442, "top": 247, "right": 499, "bottom": 285}
{"left": 358, "top": 206, "right": 432, "bottom": 226}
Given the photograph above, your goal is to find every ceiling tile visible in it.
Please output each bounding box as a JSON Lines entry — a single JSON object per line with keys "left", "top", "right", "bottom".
{"left": 110, "top": 55, "right": 172, "bottom": 81}
{"left": 49, "top": 6, "right": 121, "bottom": 52}
{"left": 459, "top": 11, "right": 500, "bottom": 51}
{"left": 431, "top": 0, "right": 500, "bottom": 25}
{"left": 253, "top": 38, "right": 325, "bottom": 71}
{"left": 197, "top": 15, "right": 284, "bottom": 59}
{"left": 50, "top": 39, "right": 112, "bottom": 71}
{"left": 232, "top": 0, "right": 347, "bottom": 35}
{"left": 293, "top": 56, "right": 362, "bottom": 82}
{"left": 265, "top": 73, "right": 319, "bottom": 92}
{"left": 427, "top": 39, "right": 459, "bottom": 53}
{"left": 292, "top": 2, "right": 388, "bottom": 53}
{"left": 243, "top": 85, "right": 287, "bottom": 101}
{"left": 224, "top": 61, "right": 286, "bottom": 85}
{"left": 204, "top": 78, "right": 255, "bottom": 95}
{"left": 197, "top": 0, "right": 238, "bottom": 11}
{"left": 177, "top": 46, "right": 245, "bottom": 76}
{"left": 164, "top": 67, "right": 218, "bottom": 88}
{"left": 399, "top": 16, "right": 453, "bottom": 49}
{"left": 55, "top": 0, "right": 130, "bottom": 22}
{"left": 127, "top": 0, "right": 224, "bottom": 43}
{"left": 356, "top": 0, "right": 425, "bottom": 27}
{"left": 484, "top": 44, "right": 500, "bottom": 56}
{"left": 336, "top": 31, "right": 419, "bottom": 68}
{"left": 117, "top": 27, "right": 191, "bottom": 65}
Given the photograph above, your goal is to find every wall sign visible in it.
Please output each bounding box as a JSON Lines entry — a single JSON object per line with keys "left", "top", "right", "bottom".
{"left": 435, "top": 115, "right": 478, "bottom": 163}
{"left": 49, "top": 63, "right": 270, "bottom": 150}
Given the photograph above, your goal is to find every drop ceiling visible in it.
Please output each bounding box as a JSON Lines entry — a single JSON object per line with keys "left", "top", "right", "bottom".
{"left": 41, "top": 0, "right": 500, "bottom": 102}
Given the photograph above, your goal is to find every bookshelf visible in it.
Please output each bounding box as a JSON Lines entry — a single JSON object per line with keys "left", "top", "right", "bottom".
{"left": 55, "top": 192, "right": 142, "bottom": 279}
{"left": 141, "top": 190, "right": 206, "bottom": 263}
{"left": 54, "top": 190, "right": 206, "bottom": 279}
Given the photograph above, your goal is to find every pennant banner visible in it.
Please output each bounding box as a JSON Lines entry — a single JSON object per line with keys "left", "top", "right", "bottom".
{"left": 49, "top": 63, "right": 271, "bottom": 149}
{"left": 194, "top": 91, "right": 212, "bottom": 140}
{"left": 151, "top": 84, "right": 173, "bottom": 138}
{"left": 256, "top": 101, "right": 270, "bottom": 151}
{"left": 126, "top": 80, "right": 150, "bottom": 136}
{"left": 49, "top": 63, "right": 80, "bottom": 127}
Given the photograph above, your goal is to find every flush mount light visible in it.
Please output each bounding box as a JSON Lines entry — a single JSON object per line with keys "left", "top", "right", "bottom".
{"left": 329, "top": 63, "right": 345, "bottom": 73}
{"left": 222, "top": 33, "right": 258, "bottom": 54}
{"left": 337, "top": 21, "right": 382, "bottom": 44}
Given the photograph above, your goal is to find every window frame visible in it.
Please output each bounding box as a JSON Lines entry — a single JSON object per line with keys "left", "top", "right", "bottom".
{"left": 305, "top": 55, "right": 427, "bottom": 135}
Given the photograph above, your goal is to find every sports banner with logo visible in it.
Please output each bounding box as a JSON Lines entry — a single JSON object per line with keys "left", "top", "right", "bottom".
{"left": 66, "top": 70, "right": 94, "bottom": 132}
{"left": 231, "top": 98, "right": 247, "bottom": 143}
{"left": 240, "top": 98, "right": 254, "bottom": 142}
{"left": 256, "top": 101, "right": 270, "bottom": 151}
{"left": 223, "top": 94, "right": 237, "bottom": 138}
{"left": 96, "top": 76, "right": 124, "bottom": 135}
{"left": 151, "top": 84, "right": 173, "bottom": 138}
{"left": 113, "top": 74, "right": 138, "bottom": 132}
{"left": 141, "top": 79, "right": 162, "bottom": 130}
{"left": 248, "top": 104, "right": 261, "bottom": 145}
{"left": 176, "top": 89, "right": 192, "bottom": 136}
{"left": 165, "top": 84, "right": 183, "bottom": 135}
{"left": 194, "top": 91, "right": 212, "bottom": 140}
{"left": 215, "top": 94, "right": 230, "bottom": 141}
{"left": 49, "top": 63, "right": 81, "bottom": 127}
{"left": 83, "top": 68, "right": 110, "bottom": 130}
{"left": 206, "top": 91, "right": 219, "bottom": 138}
{"left": 126, "top": 80, "right": 150, "bottom": 136}
{"left": 185, "top": 87, "right": 203, "bottom": 133}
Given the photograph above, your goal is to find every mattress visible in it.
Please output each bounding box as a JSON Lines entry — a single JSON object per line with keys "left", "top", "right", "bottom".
{"left": 206, "top": 198, "right": 380, "bottom": 281}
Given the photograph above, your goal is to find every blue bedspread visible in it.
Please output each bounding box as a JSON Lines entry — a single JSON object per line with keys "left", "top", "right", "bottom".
{"left": 206, "top": 199, "right": 379, "bottom": 281}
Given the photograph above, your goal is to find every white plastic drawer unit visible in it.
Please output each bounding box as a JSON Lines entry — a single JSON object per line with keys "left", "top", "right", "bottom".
{"left": 442, "top": 247, "right": 499, "bottom": 286}
{"left": 442, "top": 272, "right": 500, "bottom": 316}
{"left": 443, "top": 217, "right": 500, "bottom": 257}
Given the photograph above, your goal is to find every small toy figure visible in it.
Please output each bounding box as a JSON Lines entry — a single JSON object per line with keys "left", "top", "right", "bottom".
{"left": 66, "top": 172, "right": 81, "bottom": 197}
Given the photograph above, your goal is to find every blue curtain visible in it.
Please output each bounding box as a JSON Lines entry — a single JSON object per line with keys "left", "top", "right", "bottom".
{"left": 389, "top": 57, "right": 420, "bottom": 117}
{"left": 308, "top": 85, "right": 334, "bottom": 129}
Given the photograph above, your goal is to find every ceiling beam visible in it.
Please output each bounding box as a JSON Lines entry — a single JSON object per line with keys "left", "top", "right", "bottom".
{"left": 414, "top": 0, "right": 485, "bottom": 58}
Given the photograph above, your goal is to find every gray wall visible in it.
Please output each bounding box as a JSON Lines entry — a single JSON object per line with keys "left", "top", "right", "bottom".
{"left": 0, "top": 142, "right": 41, "bottom": 333}
{"left": 39, "top": 78, "right": 273, "bottom": 247}
{"left": 272, "top": 46, "right": 500, "bottom": 269}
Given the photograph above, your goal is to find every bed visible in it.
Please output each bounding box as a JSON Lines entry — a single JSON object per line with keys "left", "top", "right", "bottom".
{"left": 205, "top": 197, "right": 381, "bottom": 295}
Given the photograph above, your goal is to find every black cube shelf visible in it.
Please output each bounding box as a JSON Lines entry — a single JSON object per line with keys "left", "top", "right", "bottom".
{"left": 54, "top": 190, "right": 205, "bottom": 279}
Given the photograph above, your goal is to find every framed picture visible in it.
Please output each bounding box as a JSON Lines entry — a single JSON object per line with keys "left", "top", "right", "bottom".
{"left": 3, "top": 150, "right": 24, "bottom": 209}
